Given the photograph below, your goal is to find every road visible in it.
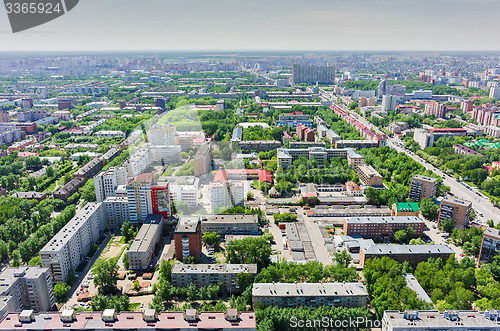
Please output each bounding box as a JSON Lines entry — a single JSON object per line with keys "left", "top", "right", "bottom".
{"left": 325, "top": 95, "right": 500, "bottom": 224}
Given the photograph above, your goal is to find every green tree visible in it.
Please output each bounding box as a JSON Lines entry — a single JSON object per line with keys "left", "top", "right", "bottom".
{"left": 202, "top": 231, "right": 221, "bottom": 248}
{"left": 420, "top": 198, "right": 438, "bottom": 219}
{"left": 93, "top": 259, "right": 119, "bottom": 295}
{"left": 11, "top": 249, "right": 20, "bottom": 267}
{"left": 53, "top": 283, "right": 70, "bottom": 303}
{"left": 394, "top": 229, "right": 408, "bottom": 243}
{"left": 28, "top": 256, "right": 42, "bottom": 266}
{"left": 121, "top": 220, "right": 134, "bottom": 242}
{"left": 441, "top": 218, "right": 455, "bottom": 233}
{"left": 246, "top": 192, "right": 254, "bottom": 200}
{"left": 226, "top": 237, "right": 272, "bottom": 271}
{"left": 123, "top": 253, "right": 129, "bottom": 270}
{"left": 132, "top": 280, "right": 141, "bottom": 292}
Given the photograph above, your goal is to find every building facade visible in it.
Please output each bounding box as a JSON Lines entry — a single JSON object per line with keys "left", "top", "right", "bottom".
{"left": 409, "top": 175, "right": 438, "bottom": 202}
{"left": 438, "top": 197, "right": 472, "bottom": 229}
{"left": 174, "top": 216, "right": 202, "bottom": 262}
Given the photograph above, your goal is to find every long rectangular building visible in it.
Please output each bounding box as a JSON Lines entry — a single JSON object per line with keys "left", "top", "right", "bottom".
{"left": 40, "top": 203, "right": 106, "bottom": 283}
{"left": 252, "top": 282, "right": 368, "bottom": 308}
{"left": 277, "top": 147, "right": 364, "bottom": 168}
{"left": 344, "top": 216, "right": 425, "bottom": 239}
{"left": 383, "top": 310, "right": 500, "bottom": 331}
{"left": 128, "top": 215, "right": 164, "bottom": 270}
{"left": 201, "top": 214, "right": 260, "bottom": 235}
{"left": 172, "top": 264, "right": 257, "bottom": 293}
{"left": 0, "top": 309, "right": 256, "bottom": 331}
{"left": 360, "top": 244, "right": 454, "bottom": 268}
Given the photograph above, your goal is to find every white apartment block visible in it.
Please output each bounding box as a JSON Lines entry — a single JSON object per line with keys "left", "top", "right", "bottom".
{"left": 484, "top": 125, "right": 500, "bottom": 138}
{"left": 126, "top": 147, "right": 151, "bottom": 177}
{"left": 147, "top": 144, "right": 182, "bottom": 165}
{"left": 40, "top": 203, "right": 106, "bottom": 283}
{"left": 128, "top": 215, "right": 163, "bottom": 270}
{"left": 414, "top": 129, "right": 434, "bottom": 149}
{"left": 170, "top": 184, "right": 198, "bottom": 209}
{"left": 0, "top": 267, "right": 55, "bottom": 312}
{"left": 103, "top": 197, "right": 130, "bottom": 230}
{"left": 209, "top": 181, "right": 244, "bottom": 212}
{"left": 490, "top": 87, "right": 500, "bottom": 100}
{"left": 148, "top": 123, "right": 176, "bottom": 146}
{"left": 95, "top": 131, "right": 126, "bottom": 138}
{"left": 94, "top": 167, "right": 128, "bottom": 203}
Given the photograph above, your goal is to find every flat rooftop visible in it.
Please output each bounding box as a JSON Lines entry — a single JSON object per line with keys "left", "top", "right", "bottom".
{"left": 202, "top": 214, "right": 258, "bottom": 225}
{"left": 403, "top": 274, "right": 433, "bottom": 304}
{"left": 172, "top": 264, "right": 257, "bottom": 274}
{"left": 174, "top": 216, "right": 200, "bottom": 234}
{"left": 346, "top": 216, "right": 425, "bottom": 225}
{"left": 0, "top": 267, "right": 49, "bottom": 289}
{"left": 129, "top": 220, "right": 162, "bottom": 254}
{"left": 363, "top": 244, "right": 454, "bottom": 255}
{"left": 412, "top": 175, "right": 438, "bottom": 183}
{"left": 384, "top": 310, "right": 500, "bottom": 329}
{"left": 252, "top": 282, "right": 367, "bottom": 297}
{"left": 0, "top": 311, "right": 256, "bottom": 330}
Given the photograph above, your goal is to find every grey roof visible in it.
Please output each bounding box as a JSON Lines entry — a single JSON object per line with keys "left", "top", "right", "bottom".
{"left": 252, "top": 282, "right": 368, "bottom": 298}
{"left": 363, "top": 244, "right": 454, "bottom": 255}
{"left": 484, "top": 227, "right": 500, "bottom": 241}
{"left": 412, "top": 174, "right": 438, "bottom": 183}
{"left": 346, "top": 216, "right": 425, "bottom": 225}
{"left": 129, "top": 219, "right": 162, "bottom": 253}
{"left": 174, "top": 216, "right": 201, "bottom": 234}
{"left": 202, "top": 214, "right": 258, "bottom": 225}
{"left": 172, "top": 264, "right": 257, "bottom": 275}
{"left": 403, "top": 274, "right": 433, "bottom": 304}
{"left": 383, "top": 310, "right": 500, "bottom": 330}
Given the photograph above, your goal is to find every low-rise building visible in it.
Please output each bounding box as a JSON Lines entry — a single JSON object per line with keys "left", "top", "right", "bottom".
{"left": 344, "top": 216, "right": 425, "bottom": 239}
{"left": 11, "top": 192, "right": 47, "bottom": 201}
{"left": 0, "top": 310, "right": 257, "bottom": 330}
{"left": 172, "top": 264, "right": 257, "bottom": 293}
{"left": 453, "top": 144, "right": 486, "bottom": 162}
{"left": 252, "top": 282, "right": 368, "bottom": 308}
{"left": 239, "top": 140, "right": 282, "bottom": 152}
{"left": 360, "top": 244, "right": 454, "bottom": 268}
{"left": 357, "top": 164, "right": 383, "bottom": 186}
{"left": 391, "top": 202, "right": 420, "bottom": 216}
{"left": 128, "top": 215, "right": 164, "bottom": 270}
{"left": 201, "top": 214, "right": 260, "bottom": 235}
{"left": 95, "top": 131, "right": 126, "bottom": 138}
{"left": 382, "top": 310, "right": 500, "bottom": 331}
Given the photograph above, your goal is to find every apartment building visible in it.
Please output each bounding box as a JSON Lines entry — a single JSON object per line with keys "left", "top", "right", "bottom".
{"left": 209, "top": 181, "right": 244, "bottom": 212}
{"left": 0, "top": 309, "right": 256, "bottom": 330}
{"left": 125, "top": 147, "right": 151, "bottom": 178}
{"left": 391, "top": 202, "right": 420, "bottom": 217}
{"left": 172, "top": 264, "right": 257, "bottom": 293}
{"left": 128, "top": 215, "right": 163, "bottom": 270}
{"left": 478, "top": 227, "right": 500, "bottom": 265}
{"left": 252, "top": 282, "right": 368, "bottom": 308}
{"left": 103, "top": 197, "right": 130, "bottom": 231}
{"left": 453, "top": 144, "right": 486, "bottom": 162}
{"left": 0, "top": 267, "right": 55, "bottom": 312}
{"left": 438, "top": 197, "right": 472, "bottom": 229}
{"left": 335, "top": 140, "right": 378, "bottom": 149}
{"left": 126, "top": 173, "right": 155, "bottom": 223}
{"left": 40, "top": 203, "right": 106, "bottom": 283}
{"left": 343, "top": 216, "right": 425, "bottom": 239}
{"left": 94, "top": 167, "right": 128, "bottom": 203}
{"left": 424, "top": 103, "right": 447, "bottom": 118}
{"left": 201, "top": 214, "right": 260, "bottom": 235}
{"left": 360, "top": 244, "right": 454, "bottom": 268}
{"left": 292, "top": 64, "right": 335, "bottom": 84}
{"left": 148, "top": 144, "right": 182, "bottom": 166}
{"left": 277, "top": 147, "right": 364, "bottom": 169}
{"left": 296, "top": 123, "right": 315, "bottom": 142}
{"left": 413, "top": 128, "right": 435, "bottom": 149}
{"left": 409, "top": 175, "right": 438, "bottom": 202}
{"left": 148, "top": 123, "right": 176, "bottom": 145}
{"left": 170, "top": 184, "right": 198, "bottom": 209}
{"left": 95, "top": 131, "right": 126, "bottom": 138}
{"left": 239, "top": 140, "right": 282, "bottom": 152}
{"left": 174, "top": 216, "right": 202, "bottom": 262}
{"left": 357, "top": 164, "right": 383, "bottom": 186}
{"left": 382, "top": 310, "right": 500, "bottom": 331}
{"left": 194, "top": 143, "right": 212, "bottom": 177}
{"left": 73, "top": 158, "right": 104, "bottom": 180}
{"left": 345, "top": 181, "right": 363, "bottom": 196}
{"left": 52, "top": 177, "right": 85, "bottom": 201}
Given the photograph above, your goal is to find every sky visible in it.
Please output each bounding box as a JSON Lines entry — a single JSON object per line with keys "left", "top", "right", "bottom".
{"left": 0, "top": 0, "right": 499, "bottom": 52}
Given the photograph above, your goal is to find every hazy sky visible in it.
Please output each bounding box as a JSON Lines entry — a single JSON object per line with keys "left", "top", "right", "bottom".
{"left": 0, "top": 0, "right": 499, "bottom": 52}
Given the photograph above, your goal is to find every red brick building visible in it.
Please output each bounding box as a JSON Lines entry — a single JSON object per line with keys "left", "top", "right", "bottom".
{"left": 174, "top": 216, "right": 202, "bottom": 262}
{"left": 343, "top": 216, "right": 425, "bottom": 239}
